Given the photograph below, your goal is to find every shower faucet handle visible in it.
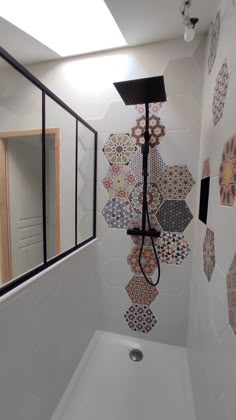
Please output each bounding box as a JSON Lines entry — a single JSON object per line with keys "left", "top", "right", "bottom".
{"left": 127, "top": 228, "right": 161, "bottom": 238}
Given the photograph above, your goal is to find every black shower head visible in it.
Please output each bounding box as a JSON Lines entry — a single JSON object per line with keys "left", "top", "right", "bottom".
{"left": 113, "top": 76, "right": 166, "bottom": 106}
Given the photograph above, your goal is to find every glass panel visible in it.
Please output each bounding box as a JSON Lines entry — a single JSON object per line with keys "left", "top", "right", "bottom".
{"left": 45, "top": 96, "right": 76, "bottom": 258}
{"left": 77, "top": 122, "right": 95, "bottom": 243}
{"left": 0, "top": 58, "right": 43, "bottom": 287}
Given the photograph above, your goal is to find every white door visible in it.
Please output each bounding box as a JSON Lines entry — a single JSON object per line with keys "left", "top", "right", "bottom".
{"left": 7, "top": 135, "right": 43, "bottom": 278}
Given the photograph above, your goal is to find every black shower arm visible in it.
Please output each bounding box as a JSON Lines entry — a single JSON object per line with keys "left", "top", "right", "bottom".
{"left": 141, "top": 103, "right": 150, "bottom": 232}
{"left": 127, "top": 102, "right": 160, "bottom": 239}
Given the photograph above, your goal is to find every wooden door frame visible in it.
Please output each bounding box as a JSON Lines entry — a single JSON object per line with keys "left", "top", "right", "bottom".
{"left": 0, "top": 128, "right": 60, "bottom": 285}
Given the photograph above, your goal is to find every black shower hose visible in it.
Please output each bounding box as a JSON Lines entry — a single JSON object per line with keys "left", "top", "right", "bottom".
{"left": 138, "top": 198, "right": 161, "bottom": 288}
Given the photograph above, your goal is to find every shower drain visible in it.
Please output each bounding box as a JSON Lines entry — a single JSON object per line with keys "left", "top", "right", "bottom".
{"left": 129, "top": 349, "right": 143, "bottom": 362}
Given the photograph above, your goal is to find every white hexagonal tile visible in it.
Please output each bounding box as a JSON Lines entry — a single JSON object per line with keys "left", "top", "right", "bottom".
{"left": 96, "top": 212, "right": 109, "bottom": 240}
{"left": 97, "top": 182, "right": 109, "bottom": 212}
{"left": 158, "top": 122, "right": 200, "bottom": 168}
{"left": 155, "top": 256, "right": 191, "bottom": 295}
{"left": 78, "top": 140, "right": 85, "bottom": 164}
{"left": 218, "top": 326, "right": 236, "bottom": 419}
{"left": 97, "top": 150, "right": 109, "bottom": 182}
{"left": 192, "top": 35, "right": 207, "bottom": 75}
{"left": 79, "top": 180, "right": 94, "bottom": 211}
{"left": 29, "top": 271, "right": 63, "bottom": 305}
{"left": 101, "top": 258, "right": 132, "bottom": 288}
{"left": 77, "top": 202, "right": 85, "bottom": 225}
{"left": 209, "top": 265, "right": 229, "bottom": 340}
{"left": 203, "top": 319, "right": 224, "bottom": 402}
{"left": 208, "top": 177, "right": 235, "bottom": 275}
{"left": 209, "top": 71, "right": 236, "bottom": 178}
{"left": 164, "top": 57, "right": 203, "bottom": 107}
{"left": 77, "top": 211, "right": 93, "bottom": 242}
{"left": 99, "top": 284, "right": 132, "bottom": 335}
{"left": 150, "top": 291, "right": 189, "bottom": 346}
{"left": 78, "top": 122, "right": 96, "bottom": 151}
{"left": 79, "top": 151, "right": 94, "bottom": 180}
{"left": 0, "top": 291, "right": 41, "bottom": 372}
{"left": 159, "top": 94, "right": 200, "bottom": 131}
{"left": 100, "top": 229, "right": 132, "bottom": 259}
{"left": 89, "top": 101, "right": 138, "bottom": 151}
{"left": 77, "top": 172, "right": 85, "bottom": 196}
{"left": 216, "top": 8, "right": 236, "bottom": 76}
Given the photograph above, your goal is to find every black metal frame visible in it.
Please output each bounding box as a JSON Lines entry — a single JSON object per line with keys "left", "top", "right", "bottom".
{"left": 0, "top": 46, "right": 97, "bottom": 297}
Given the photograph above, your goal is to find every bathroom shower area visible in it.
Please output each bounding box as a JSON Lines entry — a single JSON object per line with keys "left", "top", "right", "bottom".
{"left": 0, "top": 0, "right": 236, "bottom": 419}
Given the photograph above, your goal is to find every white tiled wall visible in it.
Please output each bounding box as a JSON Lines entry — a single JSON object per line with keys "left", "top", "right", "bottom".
{"left": 0, "top": 242, "right": 101, "bottom": 420}
{"left": 187, "top": 1, "right": 236, "bottom": 419}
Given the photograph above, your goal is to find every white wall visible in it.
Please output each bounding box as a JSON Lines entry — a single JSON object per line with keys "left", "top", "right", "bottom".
{"left": 27, "top": 36, "right": 205, "bottom": 346}
{"left": 187, "top": 1, "right": 236, "bottom": 419}
{"left": 0, "top": 241, "right": 101, "bottom": 420}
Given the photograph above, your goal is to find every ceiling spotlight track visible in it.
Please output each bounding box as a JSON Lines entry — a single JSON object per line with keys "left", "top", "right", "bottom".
{"left": 181, "top": 0, "right": 199, "bottom": 42}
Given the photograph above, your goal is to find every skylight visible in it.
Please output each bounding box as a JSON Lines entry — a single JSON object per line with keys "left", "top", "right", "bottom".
{"left": 1, "top": 0, "right": 127, "bottom": 56}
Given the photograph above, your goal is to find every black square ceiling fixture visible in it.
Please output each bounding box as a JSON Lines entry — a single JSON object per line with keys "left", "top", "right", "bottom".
{"left": 113, "top": 76, "right": 166, "bottom": 105}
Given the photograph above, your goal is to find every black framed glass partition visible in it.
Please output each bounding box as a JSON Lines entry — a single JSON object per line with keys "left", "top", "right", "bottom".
{"left": 45, "top": 96, "right": 77, "bottom": 259}
{"left": 0, "top": 46, "right": 97, "bottom": 296}
{"left": 77, "top": 122, "right": 96, "bottom": 244}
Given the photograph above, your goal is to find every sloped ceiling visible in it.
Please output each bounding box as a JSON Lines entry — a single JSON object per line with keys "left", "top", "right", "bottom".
{"left": 0, "top": 0, "right": 218, "bottom": 64}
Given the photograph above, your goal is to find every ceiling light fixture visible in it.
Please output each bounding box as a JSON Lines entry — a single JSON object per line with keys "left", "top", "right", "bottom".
{"left": 181, "top": 0, "right": 199, "bottom": 43}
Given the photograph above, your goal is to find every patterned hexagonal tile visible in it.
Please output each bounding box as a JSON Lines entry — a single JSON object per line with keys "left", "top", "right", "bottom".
{"left": 135, "top": 102, "right": 164, "bottom": 115}
{"left": 127, "top": 246, "right": 158, "bottom": 276}
{"left": 203, "top": 228, "right": 215, "bottom": 282}
{"left": 156, "top": 200, "right": 193, "bottom": 232}
{"left": 124, "top": 304, "right": 157, "bottom": 333}
{"left": 156, "top": 232, "right": 190, "bottom": 265}
{"left": 159, "top": 165, "right": 195, "bottom": 200}
{"left": 218, "top": 136, "right": 236, "bottom": 206}
{"left": 128, "top": 214, "right": 162, "bottom": 246}
{"left": 212, "top": 59, "right": 230, "bottom": 127}
{"left": 226, "top": 254, "right": 236, "bottom": 335}
{"left": 129, "top": 182, "right": 164, "bottom": 214}
{"left": 102, "top": 165, "right": 136, "bottom": 199}
{"left": 208, "top": 11, "right": 221, "bottom": 74}
{"left": 102, "top": 198, "right": 135, "bottom": 229}
{"left": 129, "top": 147, "right": 166, "bottom": 184}
{"left": 131, "top": 114, "right": 166, "bottom": 148}
{"left": 125, "top": 276, "right": 159, "bottom": 305}
{"left": 103, "top": 133, "right": 137, "bottom": 166}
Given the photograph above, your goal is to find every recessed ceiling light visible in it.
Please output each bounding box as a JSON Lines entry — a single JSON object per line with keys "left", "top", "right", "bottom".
{"left": 1, "top": 0, "right": 127, "bottom": 56}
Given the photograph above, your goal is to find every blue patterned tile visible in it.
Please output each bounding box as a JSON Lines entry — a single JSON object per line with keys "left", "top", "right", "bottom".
{"left": 102, "top": 198, "right": 135, "bottom": 229}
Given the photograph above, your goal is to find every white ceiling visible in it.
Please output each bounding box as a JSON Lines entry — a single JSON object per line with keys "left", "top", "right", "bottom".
{"left": 0, "top": 0, "right": 218, "bottom": 64}
{"left": 105, "top": 0, "right": 218, "bottom": 45}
